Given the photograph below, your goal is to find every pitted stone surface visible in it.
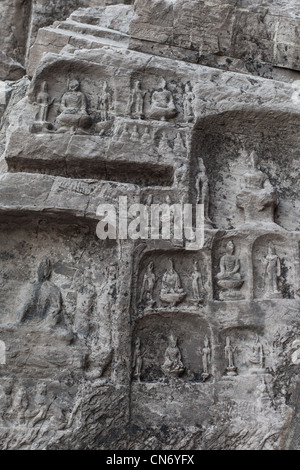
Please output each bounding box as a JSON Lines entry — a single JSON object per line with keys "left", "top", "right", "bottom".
{"left": 0, "top": 0, "right": 300, "bottom": 451}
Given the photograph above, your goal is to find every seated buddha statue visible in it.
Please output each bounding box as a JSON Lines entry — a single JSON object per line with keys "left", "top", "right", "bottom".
{"left": 217, "top": 241, "right": 244, "bottom": 300}
{"left": 55, "top": 79, "right": 92, "bottom": 134}
{"left": 149, "top": 79, "right": 178, "bottom": 121}
{"left": 160, "top": 258, "right": 186, "bottom": 307}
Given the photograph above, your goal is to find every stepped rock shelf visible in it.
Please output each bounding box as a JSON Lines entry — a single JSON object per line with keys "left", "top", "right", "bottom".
{"left": 1, "top": 0, "right": 300, "bottom": 450}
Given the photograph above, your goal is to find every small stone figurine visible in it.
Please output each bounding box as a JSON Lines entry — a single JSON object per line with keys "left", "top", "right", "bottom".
{"left": 161, "top": 335, "right": 185, "bottom": 378}
{"left": 191, "top": 260, "right": 206, "bottom": 305}
{"left": 217, "top": 241, "right": 244, "bottom": 300}
{"left": 183, "top": 83, "right": 194, "bottom": 122}
{"left": 263, "top": 243, "right": 281, "bottom": 299}
{"left": 132, "top": 338, "right": 145, "bottom": 383}
{"left": 160, "top": 259, "right": 186, "bottom": 308}
{"left": 249, "top": 335, "right": 265, "bottom": 373}
{"left": 140, "top": 261, "right": 156, "bottom": 308}
{"left": 225, "top": 336, "right": 237, "bottom": 376}
{"left": 36, "top": 81, "right": 53, "bottom": 123}
{"left": 202, "top": 336, "right": 211, "bottom": 381}
{"left": 195, "top": 158, "right": 212, "bottom": 227}
{"left": 99, "top": 81, "right": 112, "bottom": 121}
{"left": 129, "top": 80, "right": 145, "bottom": 120}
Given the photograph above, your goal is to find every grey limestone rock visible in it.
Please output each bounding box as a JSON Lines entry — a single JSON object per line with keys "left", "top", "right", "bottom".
{"left": 0, "top": 0, "right": 300, "bottom": 451}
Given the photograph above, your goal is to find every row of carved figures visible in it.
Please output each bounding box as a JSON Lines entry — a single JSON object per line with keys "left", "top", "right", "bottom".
{"left": 117, "top": 123, "right": 186, "bottom": 153}
{"left": 32, "top": 78, "right": 194, "bottom": 134}
{"left": 0, "top": 381, "right": 59, "bottom": 430}
{"left": 129, "top": 78, "right": 194, "bottom": 122}
{"left": 140, "top": 258, "right": 206, "bottom": 308}
{"left": 217, "top": 240, "right": 282, "bottom": 300}
{"left": 132, "top": 334, "right": 266, "bottom": 383}
{"left": 140, "top": 241, "right": 282, "bottom": 308}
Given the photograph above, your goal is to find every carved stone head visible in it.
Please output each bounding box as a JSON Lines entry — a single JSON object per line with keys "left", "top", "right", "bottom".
{"left": 169, "top": 334, "right": 178, "bottom": 347}
{"left": 69, "top": 79, "right": 80, "bottom": 92}
{"left": 167, "top": 258, "right": 175, "bottom": 271}
{"left": 198, "top": 157, "right": 206, "bottom": 173}
{"left": 268, "top": 242, "right": 276, "bottom": 255}
{"left": 225, "top": 240, "right": 235, "bottom": 255}
{"left": 147, "top": 261, "right": 154, "bottom": 271}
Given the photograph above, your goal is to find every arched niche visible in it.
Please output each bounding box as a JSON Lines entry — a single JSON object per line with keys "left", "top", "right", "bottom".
{"left": 252, "top": 233, "right": 295, "bottom": 300}
{"left": 190, "top": 108, "right": 300, "bottom": 231}
{"left": 134, "top": 249, "right": 211, "bottom": 316}
{"left": 218, "top": 325, "right": 267, "bottom": 377}
{"left": 212, "top": 234, "right": 251, "bottom": 301}
{"left": 132, "top": 311, "right": 213, "bottom": 383}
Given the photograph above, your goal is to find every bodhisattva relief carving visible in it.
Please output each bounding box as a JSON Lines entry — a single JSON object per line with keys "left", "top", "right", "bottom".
{"left": 149, "top": 79, "right": 178, "bottom": 121}
{"left": 161, "top": 335, "right": 185, "bottom": 379}
{"left": 216, "top": 241, "right": 244, "bottom": 300}
{"left": 99, "top": 81, "right": 113, "bottom": 122}
{"left": 183, "top": 83, "right": 194, "bottom": 123}
{"left": 129, "top": 80, "right": 145, "bottom": 120}
{"left": 36, "top": 81, "right": 52, "bottom": 123}
{"left": 263, "top": 243, "right": 282, "bottom": 299}
{"left": 132, "top": 337, "right": 145, "bottom": 383}
{"left": 32, "top": 81, "right": 54, "bottom": 132}
{"left": 55, "top": 79, "right": 92, "bottom": 134}
{"left": 195, "top": 158, "right": 212, "bottom": 227}
{"left": 160, "top": 259, "right": 186, "bottom": 307}
{"left": 137, "top": 251, "right": 211, "bottom": 313}
{"left": 201, "top": 336, "right": 211, "bottom": 381}
{"left": 140, "top": 261, "right": 156, "bottom": 308}
{"left": 225, "top": 337, "right": 237, "bottom": 376}
{"left": 249, "top": 335, "right": 265, "bottom": 373}
{"left": 191, "top": 260, "right": 206, "bottom": 305}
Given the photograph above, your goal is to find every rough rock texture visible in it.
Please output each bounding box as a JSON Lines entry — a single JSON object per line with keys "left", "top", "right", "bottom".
{"left": 0, "top": 0, "right": 134, "bottom": 66}
{"left": 130, "top": 0, "right": 300, "bottom": 81}
{"left": 1, "top": 0, "right": 300, "bottom": 451}
{"left": 0, "top": 51, "right": 25, "bottom": 82}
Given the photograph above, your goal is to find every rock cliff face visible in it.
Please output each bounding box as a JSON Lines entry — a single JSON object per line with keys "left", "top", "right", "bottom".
{"left": 0, "top": 0, "right": 300, "bottom": 450}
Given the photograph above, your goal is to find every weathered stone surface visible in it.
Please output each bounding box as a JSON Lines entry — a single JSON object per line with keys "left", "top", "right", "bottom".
{"left": 0, "top": 0, "right": 133, "bottom": 66}
{"left": 1, "top": 0, "right": 300, "bottom": 452}
{"left": 27, "top": 5, "right": 133, "bottom": 77}
{"left": 130, "top": 0, "right": 300, "bottom": 80}
{"left": 0, "top": 51, "right": 25, "bottom": 81}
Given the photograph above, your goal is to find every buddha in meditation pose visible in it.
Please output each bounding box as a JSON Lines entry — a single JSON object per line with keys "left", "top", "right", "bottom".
{"left": 217, "top": 241, "right": 244, "bottom": 300}
{"left": 149, "top": 79, "right": 178, "bottom": 121}
{"left": 56, "top": 79, "right": 92, "bottom": 134}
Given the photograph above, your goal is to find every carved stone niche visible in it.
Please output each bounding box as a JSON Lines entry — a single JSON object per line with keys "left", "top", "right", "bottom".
{"left": 132, "top": 313, "right": 212, "bottom": 383}
{"left": 212, "top": 236, "right": 249, "bottom": 301}
{"left": 136, "top": 250, "right": 210, "bottom": 313}
{"left": 28, "top": 59, "right": 118, "bottom": 136}
{"left": 0, "top": 377, "right": 75, "bottom": 439}
{"left": 0, "top": 216, "right": 118, "bottom": 381}
{"left": 252, "top": 234, "right": 295, "bottom": 300}
{"left": 191, "top": 110, "right": 300, "bottom": 232}
{"left": 219, "top": 327, "right": 269, "bottom": 379}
